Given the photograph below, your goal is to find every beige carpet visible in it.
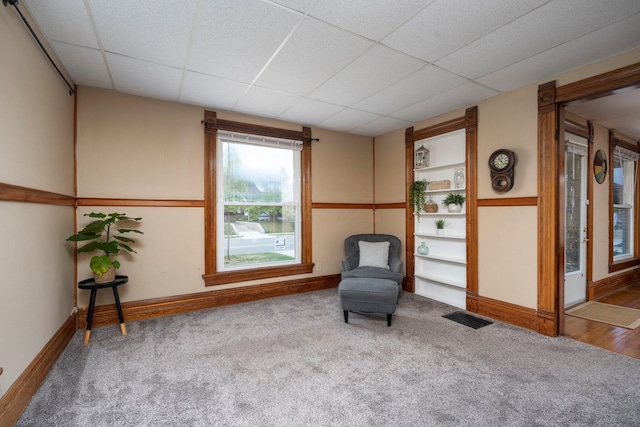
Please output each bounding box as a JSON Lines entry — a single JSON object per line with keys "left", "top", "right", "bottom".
{"left": 566, "top": 301, "right": 640, "bottom": 329}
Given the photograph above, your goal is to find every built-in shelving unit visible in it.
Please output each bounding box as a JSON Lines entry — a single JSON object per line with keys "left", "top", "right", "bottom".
{"left": 413, "top": 129, "right": 467, "bottom": 309}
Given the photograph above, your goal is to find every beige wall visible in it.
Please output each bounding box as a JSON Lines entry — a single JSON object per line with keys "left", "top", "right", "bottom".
{"left": 0, "top": 8, "right": 75, "bottom": 398}
{"left": 75, "top": 88, "right": 375, "bottom": 306}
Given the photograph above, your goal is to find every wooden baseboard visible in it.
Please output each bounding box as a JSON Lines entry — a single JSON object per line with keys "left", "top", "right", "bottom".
{"left": 587, "top": 267, "right": 640, "bottom": 300}
{"left": 0, "top": 315, "right": 76, "bottom": 427}
{"left": 77, "top": 274, "right": 342, "bottom": 329}
{"left": 476, "top": 295, "right": 539, "bottom": 333}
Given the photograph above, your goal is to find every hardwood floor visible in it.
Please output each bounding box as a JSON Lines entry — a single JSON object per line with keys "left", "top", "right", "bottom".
{"left": 564, "top": 283, "right": 640, "bottom": 359}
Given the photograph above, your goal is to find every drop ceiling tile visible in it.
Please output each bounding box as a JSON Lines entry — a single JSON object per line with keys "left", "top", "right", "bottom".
{"left": 278, "top": 98, "right": 345, "bottom": 125}
{"left": 256, "top": 19, "right": 372, "bottom": 96}
{"left": 477, "top": 13, "right": 640, "bottom": 92}
{"left": 87, "top": 0, "right": 197, "bottom": 68}
{"left": 317, "top": 108, "right": 382, "bottom": 132}
{"left": 436, "top": 0, "right": 640, "bottom": 79}
{"left": 234, "top": 86, "right": 302, "bottom": 118}
{"left": 106, "top": 53, "right": 183, "bottom": 102}
{"left": 353, "top": 65, "right": 467, "bottom": 115}
{"left": 269, "top": 0, "right": 317, "bottom": 13}
{"left": 22, "top": 0, "right": 99, "bottom": 48}
{"left": 391, "top": 82, "right": 499, "bottom": 123}
{"left": 180, "top": 72, "right": 249, "bottom": 111}
{"left": 350, "top": 116, "right": 412, "bottom": 137}
{"left": 50, "top": 42, "right": 112, "bottom": 89}
{"left": 382, "top": 0, "right": 547, "bottom": 63}
{"left": 309, "top": 0, "right": 427, "bottom": 41}
{"left": 188, "top": 0, "right": 301, "bottom": 83}
{"left": 311, "top": 45, "right": 426, "bottom": 106}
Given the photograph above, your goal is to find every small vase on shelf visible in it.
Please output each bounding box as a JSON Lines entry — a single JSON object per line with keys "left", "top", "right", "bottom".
{"left": 417, "top": 242, "right": 429, "bottom": 255}
{"left": 454, "top": 168, "right": 465, "bottom": 189}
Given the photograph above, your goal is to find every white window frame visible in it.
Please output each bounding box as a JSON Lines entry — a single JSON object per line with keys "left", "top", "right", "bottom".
{"left": 216, "top": 131, "right": 302, "bottom": 272}
{"left": 612, "top": 145, "right": 639, "bottom": 262}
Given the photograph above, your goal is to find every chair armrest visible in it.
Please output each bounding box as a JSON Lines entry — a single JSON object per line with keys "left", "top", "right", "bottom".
{"left": 342, "top": 255, "right": 358, "bottom": 271}
{"left": 389, "top": 258, "right": 403, "bottom": 273}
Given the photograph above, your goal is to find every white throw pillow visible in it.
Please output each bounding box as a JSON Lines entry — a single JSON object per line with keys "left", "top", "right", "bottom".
{"left": 358, "top": 241, "right": 390, "bottom": 269}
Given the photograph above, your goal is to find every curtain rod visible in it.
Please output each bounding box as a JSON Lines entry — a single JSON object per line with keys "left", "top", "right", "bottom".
{"left": 3, "top": 0, "right": 75, "bottom": 95}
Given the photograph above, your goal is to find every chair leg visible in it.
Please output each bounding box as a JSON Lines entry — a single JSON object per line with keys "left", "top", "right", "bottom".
{"left": 343, "top": 310, "right": 349, "bottom": 323}
{"left": 387, "top": 313, "right": 392, "bottom": 327}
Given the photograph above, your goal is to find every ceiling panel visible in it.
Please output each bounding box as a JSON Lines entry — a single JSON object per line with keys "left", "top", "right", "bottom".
{"left": 255, "top": 19, "right": 373, "bottom": 96}
{"left": 187, "top": 0, "right": 301, "bottom": 83}
{"left": 437, "top": 0, "right": 640, "bottom": 79}
{"left": 180, "top": 72, "right": 249, "bottom": 111}
{"left": 350, "top": 116, "right": 413, "bottom": 137}
{"left": 278, "top": 98, "right": 346, "bottom": 126}
{"left": 22, "top": 0, "right": 99, "bottom": 48}
{"left": 317, "top": 108, "right": 382, "bottom": 132}
{"left": 353, "top": 65, "right": 467, "bottom": 115}
{"left": 391, "top": 82, "right": 498, "bottom": 123}
{"left": 106, "top": 54, "right": 183, "bottom": 101}
{"left": 311, "top": 45, "right": 426, "bottom": 105}
{"left": 382, "top": 0, "right": 547, "bottom": 63}
{"left": 308, "top": 0, "right": 428, "bottom": 41}
{"left": 477, "top": 12, "right": 640, "bottom": 92}
{"left": 88, "top": 0, "right": 197, "bottom": 69}
{"left": 50, "top": 42, "right": 112, "bottom": 90}
{"left": 233, "top": 86, "right": 302, "bottom": 118}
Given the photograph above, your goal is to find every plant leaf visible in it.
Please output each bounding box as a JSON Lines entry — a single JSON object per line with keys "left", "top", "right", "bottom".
{"left": 97, "top": 241, "right": 119, "bottom": 254}
{"left": 67, "top": 232, "right": 99, "bottom": 242}
{"left": 77, "top": 241, "right": 99, "bottom": 253}
{"left": 114, "top": 235, "right": 135, "bottom": 243}
{"left": 86, "top": 212, "right": 106, "bottom": 219}
{"left": 90, "top": 255, "right": 112, "bottom": 275}
{"left": 118, "top": 243, "right": 137, "bottom": 253}
{"left": 117, "top": 228, "right": 143, "bottom": 234}
{"left": 113, "top": 260, "right": 121, "bottom": 270}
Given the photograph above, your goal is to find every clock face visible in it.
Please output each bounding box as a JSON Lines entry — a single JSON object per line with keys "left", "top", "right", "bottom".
{"left": 493, "top": 153, "right": 510, "bottom": 170}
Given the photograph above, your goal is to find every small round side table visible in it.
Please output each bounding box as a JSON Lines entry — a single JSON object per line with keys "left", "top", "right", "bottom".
{"left": 78, "top": 275, "right": 128, "bottom": 345}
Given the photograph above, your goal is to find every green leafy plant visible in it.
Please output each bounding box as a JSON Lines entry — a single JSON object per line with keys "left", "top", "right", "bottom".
{"left": 434, "top": 219, "right": 447, "bottom": 229}
{"left": 67, "top": 212, "right": 143, "bottom": 276}
{"left": 409, "top": 180, "right": 429, "bottom": 218}
{"left": 442, "top": 192, "right": 466, "bottom": 206}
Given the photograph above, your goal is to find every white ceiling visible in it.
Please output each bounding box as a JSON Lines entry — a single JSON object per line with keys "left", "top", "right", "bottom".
{"left": 16, "top": 0, "right": 640, "bottom": 137}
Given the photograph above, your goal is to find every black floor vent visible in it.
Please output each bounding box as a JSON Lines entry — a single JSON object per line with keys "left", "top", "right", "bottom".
{"left": 443, "top": 311, "right": 493, "bottom": 329}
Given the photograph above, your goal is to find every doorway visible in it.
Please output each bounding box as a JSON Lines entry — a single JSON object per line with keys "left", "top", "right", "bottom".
{"left": 564, "top": 137, "right": 588, "bottom": 308}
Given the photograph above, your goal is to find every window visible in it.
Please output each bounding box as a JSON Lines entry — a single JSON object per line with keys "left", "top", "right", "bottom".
{"left": 609, "top": 138, "right": 640, "bottom": 272}
{"left": 202, "top": 111, "right": 313, "bottom": 286}
{"left": 218, "top": 131, "right": 301, "bottom": 271}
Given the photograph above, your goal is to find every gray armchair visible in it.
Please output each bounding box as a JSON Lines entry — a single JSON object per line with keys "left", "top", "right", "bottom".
{"left": 341, "top": 234, "right": 403, "bottom": 286}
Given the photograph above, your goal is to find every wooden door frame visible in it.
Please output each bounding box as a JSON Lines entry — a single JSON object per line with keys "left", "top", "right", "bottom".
{"left": 537, "top": 62, "right": 640, "bottom": 336}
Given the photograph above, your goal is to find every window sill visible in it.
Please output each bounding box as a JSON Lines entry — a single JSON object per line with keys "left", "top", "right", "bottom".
{"left": 608, "top": 257, "right": 640, "bottom": 273}
{"left": 203, "top": 263, "right": 315, "bottom": 286}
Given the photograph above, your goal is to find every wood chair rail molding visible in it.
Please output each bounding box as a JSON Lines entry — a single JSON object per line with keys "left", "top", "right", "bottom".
{"left": 0, "top": 182, "right": 75, "bottom": 206}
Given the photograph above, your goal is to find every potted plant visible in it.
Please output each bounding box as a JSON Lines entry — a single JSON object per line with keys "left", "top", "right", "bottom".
{"left": 442, "top": 192, "right": 466, "bottom": 213}
{"left": 409, "top": 180, "right": 429, "bottom": 219}
{"left": 67, "top": 212, "right": 143, "bottom": 283}
{"left": 434, "top": 219, "right": 446, "bottom": 235}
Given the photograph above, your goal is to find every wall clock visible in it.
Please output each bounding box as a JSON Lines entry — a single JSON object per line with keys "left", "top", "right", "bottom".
{"left": 594, "top": 149, "right": 607, "bottom": 184}
{"left": 489, "top": 149, "right": 516, "bottom": 192}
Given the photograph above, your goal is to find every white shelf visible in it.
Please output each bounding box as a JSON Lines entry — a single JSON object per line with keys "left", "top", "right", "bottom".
{"left": 415, "top": 253, "right": 466, "bottom": 265}
{"left": 425, "top": 187, "right": 465, "bottom": 194}
{"left": 414, "top": 161, "right": 465, "bottom": 173}
{"left": 414, "top": 273, "right": 466, "bottom": 289}
{"left": 419, "top": 212, "right": 465, "bottom": 216}
{"left": 414, "top": 232, "right": 465, "bottom": 240}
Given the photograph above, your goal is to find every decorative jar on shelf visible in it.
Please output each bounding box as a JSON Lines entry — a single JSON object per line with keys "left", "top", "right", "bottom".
{"left": 454, "top": 168, "right": 465, "bottom": 189}
{"left": 424, "top": 198, "right": 438, "bottom": 213}
{"left": 417, "top": 242, "right": 429, "bottom": 255}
